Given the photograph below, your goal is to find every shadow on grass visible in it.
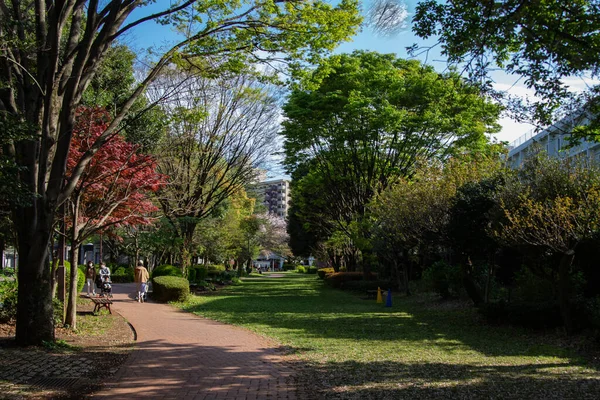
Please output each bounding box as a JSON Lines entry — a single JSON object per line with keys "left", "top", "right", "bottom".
{"left": 80, "top": 338, "right": 596, "bottom": 399}
{"left": 294, "top": 358, "right": 600, "bottom": 399}
{"left": 182, "top": 275, "right": 597, "bottom": 363}
{"left": 1, "top": 334, "right": 596, "bottom": 399}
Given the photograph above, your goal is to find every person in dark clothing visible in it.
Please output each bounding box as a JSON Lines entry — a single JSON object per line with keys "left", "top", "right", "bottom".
{"left": 85, "top": 261, "right": 96, "bottom": 297}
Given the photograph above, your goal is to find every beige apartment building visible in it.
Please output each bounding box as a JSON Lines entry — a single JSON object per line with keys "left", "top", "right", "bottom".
{"left": 253, "top": 179, "right": 291, "bottom": 218}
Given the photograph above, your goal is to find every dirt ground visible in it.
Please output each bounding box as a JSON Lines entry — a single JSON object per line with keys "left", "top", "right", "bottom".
{"left": 0, "top": 298, "right": 134, "bottom": 399}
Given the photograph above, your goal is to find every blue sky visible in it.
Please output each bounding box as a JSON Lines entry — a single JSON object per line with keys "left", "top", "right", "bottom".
{"left": 124, "top": 1, "right": 539, "bottom": 149}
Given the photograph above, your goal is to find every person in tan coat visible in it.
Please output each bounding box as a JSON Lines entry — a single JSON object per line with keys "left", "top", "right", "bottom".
{"left": 134, "top": 260, "right": 150, "bottom": 303}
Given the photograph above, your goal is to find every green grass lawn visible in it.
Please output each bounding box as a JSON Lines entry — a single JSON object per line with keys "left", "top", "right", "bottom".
{"left": 176, "top": 273, "right": 600, "bottom": 399}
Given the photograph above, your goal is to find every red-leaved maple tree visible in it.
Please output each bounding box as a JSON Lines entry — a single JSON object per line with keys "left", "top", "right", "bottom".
{"left": 63, "top": 107, "right": 165, "bottom": 327}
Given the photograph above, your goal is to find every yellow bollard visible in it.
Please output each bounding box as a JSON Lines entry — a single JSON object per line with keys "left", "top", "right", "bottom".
{"left": 376, "top": 287, "right": 383, "bottom": 303}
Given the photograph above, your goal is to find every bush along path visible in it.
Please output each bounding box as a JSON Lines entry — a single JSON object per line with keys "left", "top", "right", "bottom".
{"left": 91, "top": 282, "right": 298, "bottom": 399}
{"left": 176, "top": 273, "right": 600, "bottom": 400}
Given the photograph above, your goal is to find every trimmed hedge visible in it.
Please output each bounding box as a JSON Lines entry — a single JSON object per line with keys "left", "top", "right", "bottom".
{"left": 206, "top": 264, "right": 226, "bottom": 278}
{"left": 65, "top": 262, "right": 86, "bottom": 294}
{"left": 187, "top": 265, "right": 212, "bottom": 283}
{"left": 195, "top": 266, "right": 208, "bottom": 281}
{"left": 297, "top": 266, "right": 306, "bottom": 273}
{"left": 152, "top": 265, "right": 182, "bottom": 280}
{"left": 0, "top": 278, "right": 18, "bottom": 322}
{"left": 282, "top": 263, "right": 296, "bottom": 271}
{"left": 112, "top": 266, "right": 134, "bottom": 283}
{"left": 307, "top": 266, "right": 318, "bottom": 274}
{"left": 324, "top": 271, "right": 378, "bottom": 288}
{"left": 341, "top": 280, "right": 396, "bottom": 292}
{"left": 152, "top": 276, "right": 190, "bottom": 302}
{"left": 317, "top": 268, "right": 335, "bottom": 279}
{"left": 188, "top": 268, "right": 197, "bottom": 283}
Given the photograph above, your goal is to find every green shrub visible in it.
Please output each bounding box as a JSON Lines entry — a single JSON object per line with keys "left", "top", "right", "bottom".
{"left": 0, "top": 268, "right": 15, "bottom": 277}
{"left": 421, "top": 261, "right": 462, "bottom": 299}
{"left": 52, "top": 297, "right": 64, "bottom": 325}
{"left": 210, "top": 270, "right": 237, "bottom": 284}
{"left": 196, "top": 280, "right": 216, "bottom": 291}
{"left": 479, "top": 301, "right": 563, "bottom": 329}
{"left": 152, "top": 265, "right": 182, "bottom": 280}
{"left": 65, "top": 262, "right": 86, "bottom": 294}
{"left": 112, "top": 267, "right": 134, "bottom": 283}
{"left": 341, "top": 280, "right": 396, "bottom": 292}
{"left": 0, "top": 278, "right": 18, "bottom": 322}
{"left": 297, "top": 266, "right": 306, "bottom": 273}
{"left": 207, "top": 264, "right": 226, "bottom": 272}
{"left": 282, "top": 263, "right": 296, "bottom": 271}
{"left": 317, "top": 268, "right": 335, "bottom": 279}
{"left": 194, "top": 266, "right": 208, "bottom": 282}
{"left": 324, "top": 272, "right": 378, "bottom": 288}
{"left": 513, "top": 267, "right": 555, "bottom": 303}
{"left": 152, "top": 276, "right": 190, "bottom": 302}
{"left": 188, "top": 268, "right": 196, "bottom": 283}
{"left": 576, "top": 296, "right": 600, "bottom": 331}
{"left": 307, "top": 266, "right": 318, "bottom": 274}
{"left": 206, "top": 264, "right": 226, "bottom": 278}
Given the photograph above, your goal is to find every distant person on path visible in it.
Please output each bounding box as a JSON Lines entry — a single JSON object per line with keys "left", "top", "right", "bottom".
{"left": 134, "top": 260, "right": 150, "bottom": 303}
{"left": 85, "top": 261, "right": 96, "bottom": 297}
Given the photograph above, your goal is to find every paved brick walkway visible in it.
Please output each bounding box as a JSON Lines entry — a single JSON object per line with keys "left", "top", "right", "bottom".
{"left": 93, "top": 283, "right": 297, "bottom": 400}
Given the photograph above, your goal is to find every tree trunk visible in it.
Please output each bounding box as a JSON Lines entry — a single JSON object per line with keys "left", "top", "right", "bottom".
{"left": 50, "top": 257, "right": 59, "bottom": 299}
{"left": 181, "top": 223, "right": 197, "bottom": 276}
{"left": 403, "top": 261, "right": 411, "bottom": 296}
{"left": 65, "top": 197, "right": 81, "bottom": 329}
{"left": 558, "top": 251, "right": 575, "bottom": 335}
{"left": 484, "top": 261, "right": 494, "bottom": 304}
{"left": 65, "top": 245, "right": 80, "bottom": 328}
{"left": 15, "top": 212, "right": 55, "bottom": 346}
{"left": 51, "top": 207, "right": 66, "bottom": 299}
{"left": 400, "top": 250, "right": 411, "bottom": 296}
{"left": 361, "top": 249, "right": 372, "bottom": 280}
{"left": 0, "top": 236, "right": 5, "bottom": 270}
{"left": 461, "top": 259, "right": 483, "bottom": 306}
{"left": 391, "top": 258, "right": 404, "bottom": 294}
{"left": 134, "top": 234, "right": 140, "bottom": 265}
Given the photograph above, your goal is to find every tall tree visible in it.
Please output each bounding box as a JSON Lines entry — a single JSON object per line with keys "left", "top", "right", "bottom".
{"left": 370, "top": 155, "right": 503, "bottom": 298}
{"left": 372, "top": 0, "right": 600, "bottom": 138}
{"left": 63, "top": 107, "right": 164, "bottom": 328}
{"left": 282, "top": 51, "right": 501, "bottom": 271}
{"left": 155, "top": 72, "right": 281, "bottom": 273}
{"left": 494, "top": 154, "right": 600, "bottom": 333}
{"left": 0, "top": 0, "right": 360, "bottom": 345}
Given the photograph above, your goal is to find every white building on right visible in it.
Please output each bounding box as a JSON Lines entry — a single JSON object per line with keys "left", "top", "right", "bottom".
{"left": 507, "top": 113, "right": 600, "bottom": 167}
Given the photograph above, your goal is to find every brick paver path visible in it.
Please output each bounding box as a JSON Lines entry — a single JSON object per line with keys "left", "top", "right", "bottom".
{"left": 93, "top": 283, "right": 297, "bottom": 400}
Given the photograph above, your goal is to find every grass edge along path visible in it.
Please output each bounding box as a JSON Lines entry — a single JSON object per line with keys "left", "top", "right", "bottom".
{"left": 175, "top": 272, "right": 600, "bottom": 399}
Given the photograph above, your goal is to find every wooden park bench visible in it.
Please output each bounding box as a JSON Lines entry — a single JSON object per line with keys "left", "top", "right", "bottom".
{"left": 91, "top": 297, "right": 113, "bottom": 314}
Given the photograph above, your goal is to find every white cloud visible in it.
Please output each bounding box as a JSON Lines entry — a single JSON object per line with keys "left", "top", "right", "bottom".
{"left": 561, "top": 76, "right": 600, "bottom": 93}
{"left": 491, "top": 82, "right": 537, "bottom": 143}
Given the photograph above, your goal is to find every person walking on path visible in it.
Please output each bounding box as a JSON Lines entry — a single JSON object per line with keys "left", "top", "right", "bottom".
{"left": 134, "top": 260, "right": 149, "bottom": 303}
{"left": 85, "top": 261, "right": 96, "bottom": 297}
